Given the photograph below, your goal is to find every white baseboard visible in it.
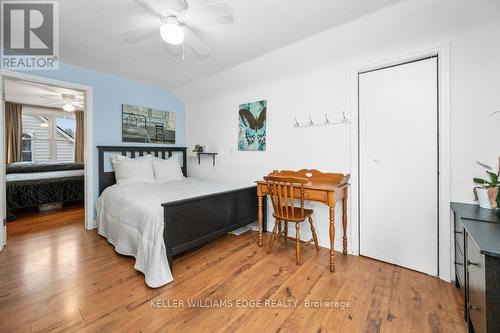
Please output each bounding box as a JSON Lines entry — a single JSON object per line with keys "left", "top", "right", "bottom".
{"left": 86, "top": 219, "right": 97, "bottom": 230}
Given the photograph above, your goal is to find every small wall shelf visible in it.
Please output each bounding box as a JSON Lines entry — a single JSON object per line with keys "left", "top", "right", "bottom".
{"left": 197, "top": 152, "right": 218, "bottom": 167}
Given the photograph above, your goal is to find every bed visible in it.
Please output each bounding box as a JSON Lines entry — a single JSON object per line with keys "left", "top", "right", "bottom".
{"left": 6, "top": 161, "right": 85, "bottom": 210}
{"left": 96, "top": 146, "right": 265, "bottom": 288}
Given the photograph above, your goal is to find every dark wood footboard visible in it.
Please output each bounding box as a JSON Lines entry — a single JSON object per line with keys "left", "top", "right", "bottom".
{"left": 162, "top": 186, "right": 266, "bottom": 270}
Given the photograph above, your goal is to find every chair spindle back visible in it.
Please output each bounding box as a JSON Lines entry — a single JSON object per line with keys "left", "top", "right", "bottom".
{"left": 264, "top": 176, "right": 309, "bottom": 221}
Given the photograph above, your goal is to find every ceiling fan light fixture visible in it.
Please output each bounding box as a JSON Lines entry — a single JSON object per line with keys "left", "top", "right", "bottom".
{"left": 63, "top": 104, "right": 76, "bottom": 112}
{"left": 160, "top": 20, "right": 184, "bottom": 45}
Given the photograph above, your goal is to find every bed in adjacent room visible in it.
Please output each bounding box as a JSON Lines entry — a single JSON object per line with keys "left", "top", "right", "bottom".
{"left": 96, "top": 146, "right": 263, "bottom": 288}
{"left": 6, "top": 162, "right": 85, "bottom": 210}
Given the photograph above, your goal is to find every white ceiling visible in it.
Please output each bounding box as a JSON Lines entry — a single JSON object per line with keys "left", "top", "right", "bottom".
{"left": 60, "top": 0, "right": 403, "bottom": 89}
{"left": 4, "top": 79, "right": 85, "bottom": 111}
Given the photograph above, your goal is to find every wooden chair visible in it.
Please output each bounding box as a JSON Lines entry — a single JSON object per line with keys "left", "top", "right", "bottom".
{"left": 264, "top": 175, "right": 320, "bottom": 265}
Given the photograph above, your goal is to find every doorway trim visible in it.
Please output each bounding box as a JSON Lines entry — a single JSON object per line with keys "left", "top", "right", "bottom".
{"left": 349, "top": 45, "right": 451, "bottom": 281}
{"left": 0, "top": 70, "right": 94, "bottom": 249}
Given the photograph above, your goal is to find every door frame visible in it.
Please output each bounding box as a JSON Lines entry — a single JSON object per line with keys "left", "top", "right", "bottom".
{"left": 349, "top": 45, "right": 451, "bottom": 281}
{"left": 0, "top": 71, "right": 94, "bottom": 250}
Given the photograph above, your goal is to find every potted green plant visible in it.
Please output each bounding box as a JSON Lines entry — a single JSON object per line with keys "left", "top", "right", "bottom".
{"left": 474, "top": 161, "right": 500, "bottom": 209}
{"left": 191, "top": 144, "right": 204, "bottom": 158}
{"left": 192, "top": 144, "right": 204, "bottom": 153}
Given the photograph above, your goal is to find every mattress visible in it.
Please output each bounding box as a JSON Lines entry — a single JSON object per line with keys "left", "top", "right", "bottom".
{"left": 95, "top": 178, "right": 238, "bottom": 288}
{"left": 6, "top": 169, "right": 84, "bottom": 182}
{"left": 6, "top": 169, "right": 85, "bottom": 209}
{"left": 6, "top": 161, "right": 84, "bottom": 174}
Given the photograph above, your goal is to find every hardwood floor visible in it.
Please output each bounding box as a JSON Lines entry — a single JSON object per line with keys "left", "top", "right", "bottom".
{"left": 7, "top": 202, "right": 84, "bottom": 237}
{"left": 0, "top": 208, "right": 465, "bottom": 333}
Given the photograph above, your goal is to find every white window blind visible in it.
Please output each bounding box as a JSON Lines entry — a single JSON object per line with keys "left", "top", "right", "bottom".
{"left": 21, "top": 108, "right": 76, "bottom": 162}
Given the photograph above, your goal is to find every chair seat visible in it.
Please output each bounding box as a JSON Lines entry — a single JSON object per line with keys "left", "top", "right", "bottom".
{"left": 273, "top": 206, "right": 313, "bottom": 222}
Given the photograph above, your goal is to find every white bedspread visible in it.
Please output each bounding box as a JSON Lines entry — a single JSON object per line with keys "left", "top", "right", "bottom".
{"left": 96, "top": 178, "right": 236, "bottom": 288}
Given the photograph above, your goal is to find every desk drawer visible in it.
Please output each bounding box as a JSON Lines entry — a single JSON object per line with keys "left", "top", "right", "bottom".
{"left": 303, "top": 189, "right": 328, "bottom": 202}
{"left": 467, "top": 235, "right": 486, "bottom": 333}
{"left": 455, "top": 215, "right": 465, "bottom": 254}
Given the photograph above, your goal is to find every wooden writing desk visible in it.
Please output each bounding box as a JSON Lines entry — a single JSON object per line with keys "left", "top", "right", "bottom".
{"left": 256, "top": 169, "right": 350, "bottom": 272}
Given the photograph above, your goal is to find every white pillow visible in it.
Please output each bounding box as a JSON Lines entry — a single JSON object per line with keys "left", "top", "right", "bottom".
{"left": 111, "top": 154, "right": 155, "bottom": 185}
{"left": 153, "top": 156, "right": 184, "bottom": 183}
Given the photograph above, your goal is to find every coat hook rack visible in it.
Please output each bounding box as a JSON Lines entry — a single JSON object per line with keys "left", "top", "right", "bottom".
{"left": 293, "top": 112, "right": 350, "bottom": 128}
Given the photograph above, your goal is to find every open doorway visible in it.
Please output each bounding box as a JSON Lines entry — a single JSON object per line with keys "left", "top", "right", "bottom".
{"left": 1, "top": 75, "right": 92, "bottom": 242}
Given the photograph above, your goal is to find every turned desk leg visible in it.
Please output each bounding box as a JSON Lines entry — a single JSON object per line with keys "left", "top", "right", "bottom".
{"left": 284, "top": 222, "right": 288, "bottom": 242}
{"left": 329, "top": 206, "right": 336, "bottom": 272}
{"left": 342, "top": 187, "right": 348, "bottom": 255}
{"left": 258, "top": 194, "right": 263, "bottom": 247}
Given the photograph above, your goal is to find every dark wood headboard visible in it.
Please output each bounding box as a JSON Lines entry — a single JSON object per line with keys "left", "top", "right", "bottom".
{"left": 97, "top": 146, "right": 187, "bottom": 194}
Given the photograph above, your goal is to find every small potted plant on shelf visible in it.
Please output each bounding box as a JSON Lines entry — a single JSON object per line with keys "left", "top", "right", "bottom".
{"left": 191, "top": 144, "right": 203, "bottom": 157}
{"left": 474, "top": 160, "right": 500, "bottom": 209}
{"left": 192, "top": 144, "right": 204, "bottom": 153}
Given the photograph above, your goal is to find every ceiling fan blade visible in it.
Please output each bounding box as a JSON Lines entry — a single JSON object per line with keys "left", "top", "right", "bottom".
{"left": 39, "top": 94, "right": 61, "bottom": 100}
{"left": 188, "top": 1, "right": 233, "bottom": 20}
{"left": 44, "top": 101, "right": 65, "bottom": 106}
{"left": 122, "top": 25, "right": 158, "bottom": 44}
{"left": 183, "top": 0, "right": 210, "bottom": 6}
{"left": 133, "top": 0, "right": 161, "bottom": 15}
{"left": 186, "top": 14, "right": 233, "bottom": 27}
{"left": 183, "top": 27, "right": 211, "bottom": 57}
{"left": 7, "top": 94, "right": 53, "bottom": 99}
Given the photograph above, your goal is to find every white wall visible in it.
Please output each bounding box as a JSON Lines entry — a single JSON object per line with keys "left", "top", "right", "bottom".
{"left": 175, "top": 0, "right": 500, "bottom": 280}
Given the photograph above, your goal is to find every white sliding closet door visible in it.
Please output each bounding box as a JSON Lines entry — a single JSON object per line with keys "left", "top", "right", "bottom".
{"left": 359, "top": 57, "right": 438, "bottom": 276}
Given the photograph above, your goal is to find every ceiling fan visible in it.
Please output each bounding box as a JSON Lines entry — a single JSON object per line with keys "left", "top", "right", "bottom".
{"left": 121, "top": 0, "right": 234, "bottom": 57}
{"left": 40, "top": 93, "right": 84, "bottom": 112}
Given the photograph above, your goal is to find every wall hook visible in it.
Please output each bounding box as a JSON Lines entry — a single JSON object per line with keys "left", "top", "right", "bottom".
{"left": 294, "top": 117, "right": 300, "bottom": 127}
{"left": 308, "top": 115, "right": 314, "bottom": 125}
{"left": 341, "top": 111, "right": 348, "bottom": 123}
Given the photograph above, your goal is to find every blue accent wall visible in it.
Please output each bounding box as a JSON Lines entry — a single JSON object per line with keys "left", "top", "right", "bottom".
{"left": 18, "top": 63, "right": 186, "bottom": 216}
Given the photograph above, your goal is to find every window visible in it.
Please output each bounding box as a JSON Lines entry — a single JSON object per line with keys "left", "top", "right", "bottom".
{"left": 56, "top": 116, "right": 76, "bottom": 138}
{"left": 21, "top": 108, "right": 76, "bottom": 162}
{"left": 56, "top": 115, "right": 76, "bottom": 162}
{"left": 21, "top": 133, "right": 33, "bottom": 162}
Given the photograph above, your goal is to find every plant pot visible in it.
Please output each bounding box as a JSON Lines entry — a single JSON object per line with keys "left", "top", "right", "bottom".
{"left": 476, "top": 187, "right": 499, "bottom": 209}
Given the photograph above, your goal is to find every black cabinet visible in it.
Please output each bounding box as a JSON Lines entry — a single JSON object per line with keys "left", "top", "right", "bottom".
{"left": 454, "top": 212, "right": 467, "bottom": 321}
{"left": 452, "top": 203, "right": 500, "bottom": 333}
{"left": 466, "top": 235, "right": 486, "bottom": 333}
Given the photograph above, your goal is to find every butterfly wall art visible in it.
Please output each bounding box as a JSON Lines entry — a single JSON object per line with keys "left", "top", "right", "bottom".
{"left": 238, "top": 100, "right": 267, "bottom": 151}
